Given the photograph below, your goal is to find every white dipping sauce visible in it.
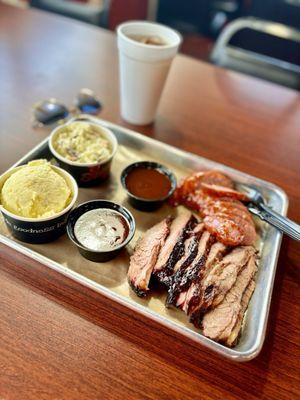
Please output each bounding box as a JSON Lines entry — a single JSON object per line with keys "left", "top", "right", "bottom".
{"left": 74, "top": 208, "right": 129, "bottom": 251}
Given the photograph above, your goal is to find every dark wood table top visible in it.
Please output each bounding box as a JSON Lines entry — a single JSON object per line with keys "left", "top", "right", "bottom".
{"left": 0, "top": 4, "right": 299, "bottom": 400}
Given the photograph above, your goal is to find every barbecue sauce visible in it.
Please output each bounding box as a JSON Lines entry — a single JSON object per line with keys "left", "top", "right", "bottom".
{"left": 125, "top": 167, "right": 172, "bottom": 200}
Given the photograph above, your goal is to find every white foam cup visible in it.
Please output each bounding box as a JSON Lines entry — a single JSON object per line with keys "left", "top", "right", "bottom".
{"left": 117, "top": 21, "right": 182, "bottom": 125}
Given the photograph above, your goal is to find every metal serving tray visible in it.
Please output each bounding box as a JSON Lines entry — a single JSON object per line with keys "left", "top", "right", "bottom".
{"left": 0, "top": 116, "right": 288, "bottom": 361}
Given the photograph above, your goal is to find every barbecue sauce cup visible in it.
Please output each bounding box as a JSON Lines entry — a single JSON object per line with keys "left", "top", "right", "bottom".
{"left": 66, "top": 200, "right": 136, "bottom": 262}
{"left": 121, "top": 161, "right": 177, "bottom": 211}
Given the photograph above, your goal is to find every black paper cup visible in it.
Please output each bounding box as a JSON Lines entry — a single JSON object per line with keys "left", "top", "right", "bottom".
{"left": 121, "top": 161, "right": 177, "bottom": 211}
{"left": 0, "top": 165, "right": 78, "bottom": 244}
{"left": 49, "top": 121, "right": 118, "bottom": 186}
{"left": 67, "top": 200, "right": 136, "bottom": 262}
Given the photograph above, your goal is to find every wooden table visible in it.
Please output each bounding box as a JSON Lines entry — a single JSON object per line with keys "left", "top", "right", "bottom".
{"left": 0, "top": 4, "right": 299, "bottom": 400}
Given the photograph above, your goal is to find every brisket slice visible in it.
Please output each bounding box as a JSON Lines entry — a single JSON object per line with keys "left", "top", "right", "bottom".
{"left": 202, "top": 255, "right": 257, "bottom": 345}
{"left": 162, "top": 225, "right": 204, "bottom": 289}
{"left": 208, "top": 246, "right": 256, "bottom": 308}
{"left": 188, "top": 246, "right": 255, "bottom": 325}
{"left": 127, "top": 216, "right": 173, "bottom": 297}
{"left": 153, "top": 212, "right": 197, "bottom": 285}
{"left": 205, "top": 242, "right": 228, "bottom": 272}
{"left": 166, "top": 230, "right": 213, "bottom": 308}
{"left": 183, "top": 242, "right": 227, "bottom": 319}
{"left": 173, "top": 223, "right": 204, "bottom": 273}
{"left": 226, "top": 279, "right": 256, "bottom": 347}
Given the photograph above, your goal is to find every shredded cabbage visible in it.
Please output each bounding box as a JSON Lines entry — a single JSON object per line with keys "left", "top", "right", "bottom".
{"left": 53, "top": 122, "right": 112, "bottom": 163}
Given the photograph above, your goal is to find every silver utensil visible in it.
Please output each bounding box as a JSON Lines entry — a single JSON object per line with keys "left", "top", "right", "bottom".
{"left": 238, "top": 184, "right": 300, "bottom": 242}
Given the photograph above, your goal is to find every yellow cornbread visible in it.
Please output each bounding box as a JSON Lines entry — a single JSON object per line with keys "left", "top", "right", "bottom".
{"left": 0, "top": 160, "right": 71, "bottom": 218}
{"left": 52, "top": 122, "right": 112, "bottom": 164}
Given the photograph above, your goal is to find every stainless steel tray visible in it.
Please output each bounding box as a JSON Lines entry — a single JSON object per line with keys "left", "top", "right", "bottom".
{"left": 0, "top": 116, "right": 288, "bottom": 361}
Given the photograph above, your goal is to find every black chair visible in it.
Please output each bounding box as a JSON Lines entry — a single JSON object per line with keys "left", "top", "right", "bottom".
{"left": 30, "top": 0, "right": 110, "bottom": 27}
{"left": 245, "top": 0, "right": 300, "bottom": 30}
{"left": 210, "top": 17, "right": 300, "bottom": 90}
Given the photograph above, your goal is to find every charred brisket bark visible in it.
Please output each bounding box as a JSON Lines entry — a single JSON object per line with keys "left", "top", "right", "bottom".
{"left": 166, "top": 230, "right": 213, "bottom": 308}
{"left": 153, "top": 213, "right": 197, "bottom": 285}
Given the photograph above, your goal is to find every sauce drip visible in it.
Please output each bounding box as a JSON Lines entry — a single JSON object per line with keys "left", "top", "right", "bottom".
{"left": 74, "top": 209, "right": 129, "bottom": 251}
{"left": 125, "top": 167, "right": 172, "bottom": 200}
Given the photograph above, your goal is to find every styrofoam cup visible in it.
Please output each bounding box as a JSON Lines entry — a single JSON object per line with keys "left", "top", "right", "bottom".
{"left": 117, "top": 21, "right": 182, "bottom": 125}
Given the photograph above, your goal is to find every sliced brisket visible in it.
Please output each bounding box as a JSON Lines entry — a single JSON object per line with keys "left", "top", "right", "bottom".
{"left": 188, "top": 246, "right": 256, "bottom": 324}
{"left": 173, "top": 223, "right": 204, "bottom": 273}
{"left": 166, "top": 230, "right": 213, "bottom": 308}
{"left": 127, "top": 216, "right": 172, "bottom": 297}
{"left": 184, "top": 242, "right": 227, "bottom": 320}
{"left": 202, "top": 254, "right": 257, "bottom": 345}
{"left": 205, "top": 242, "right": 228, "bottom": 272}
{"left": 225, "top": 279, "right": 256, "bottom": 346}
{"left": 153, "top": 212, "right": 197, "bottom": 284}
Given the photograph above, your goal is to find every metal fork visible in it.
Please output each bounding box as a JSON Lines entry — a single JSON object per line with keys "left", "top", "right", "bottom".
{"left": 238, "top": 184, "right": 300, "bottom": 242}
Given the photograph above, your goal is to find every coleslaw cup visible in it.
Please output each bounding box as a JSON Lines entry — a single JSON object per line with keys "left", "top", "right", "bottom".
{"left": 49, "top": 121, "right": 118, "bottom": 186}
